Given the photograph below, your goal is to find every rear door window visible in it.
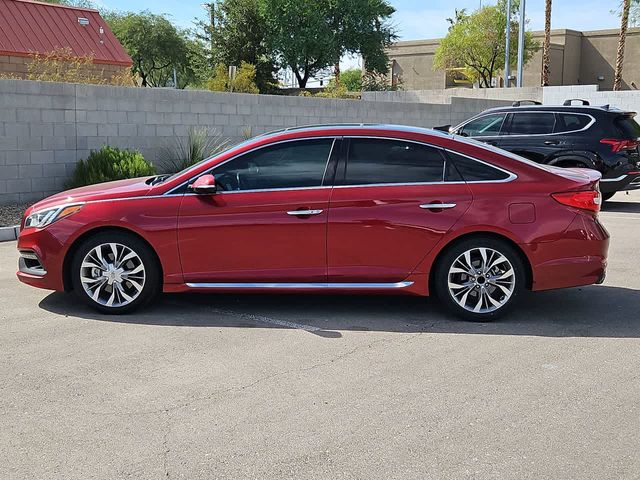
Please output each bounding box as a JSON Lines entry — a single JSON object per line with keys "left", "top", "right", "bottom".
{"left": 505, "top": 112, "right": 556, "bottom": 135}
{"left": 555, "top": 113, "right": 592, "bottom": 133}
{"left": 342, "top": 138, "right": 445, "bottom": 185}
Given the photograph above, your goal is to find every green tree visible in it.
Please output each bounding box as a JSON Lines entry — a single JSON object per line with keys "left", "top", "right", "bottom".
{"left": 105, "top": 11, "right": 191, "bottom": 87}
{"left": 40, "top": 0, "right": 99, "bottom": 8}
{"left": 614, "top": 0, "right": 632, "bottom": 91}
{"left": 207, "top": 62, "right": 260, "bottom": 93}
{"left": 259, "top": 0, "right": 395, "bottom": 88}
{"left": 614, "top": 0, "right": 640, "bottom": 27}
{"left": 199, "top": 0, "right": 278, "bottom": 93}
{"left": 325, "top": 0, "right": 396, "bottom": 82}
{"left": 259, "top": 0, "right": 334, "bottom": 88}
{"left": 434, "top": 3, "right": 538, "bottom": 88}
{"left": 341, "top": 68, "right": 363, "bottom": 91}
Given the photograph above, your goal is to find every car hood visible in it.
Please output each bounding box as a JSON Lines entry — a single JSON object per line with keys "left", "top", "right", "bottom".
{"left": 28, "top": 177, "right": 154, "bottom": 212}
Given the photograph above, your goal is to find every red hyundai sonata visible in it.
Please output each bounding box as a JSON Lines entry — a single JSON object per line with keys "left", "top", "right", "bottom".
{"left": 17, "top": 125, "right": 609, "bottom": 320}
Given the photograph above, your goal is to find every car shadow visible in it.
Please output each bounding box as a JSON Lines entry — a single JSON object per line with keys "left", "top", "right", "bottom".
{"left": 602, "top": 198, "right": 640, "bottom": 213}
{"left": 39, "top": 284, "right": 640, "bottom": 339}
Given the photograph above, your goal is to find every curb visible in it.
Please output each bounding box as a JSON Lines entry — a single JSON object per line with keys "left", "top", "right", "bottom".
{"left": 0, "top": 225, "right": 19, "bottom": 242}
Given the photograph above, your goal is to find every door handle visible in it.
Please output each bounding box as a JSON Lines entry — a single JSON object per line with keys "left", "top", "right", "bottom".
{"left": 544, "top": 140, "right": 560, "bottom": 145}
{"left": 287, "top": 209, "right": 324, "bottom": 216}
{"left": 420, "top": 203, "right": 457, "bottom": 210}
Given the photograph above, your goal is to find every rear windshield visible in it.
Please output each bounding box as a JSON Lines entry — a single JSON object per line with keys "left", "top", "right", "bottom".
{"left": 615, "top": 115, "right": 640, "bottom": 139}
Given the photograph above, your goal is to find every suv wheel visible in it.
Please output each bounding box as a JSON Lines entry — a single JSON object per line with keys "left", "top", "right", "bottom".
{"left": 434, "top": 237, "right": 525, "bottom": 321}
{"left": 71, "top": 232, "right": 160, "bottom": 314}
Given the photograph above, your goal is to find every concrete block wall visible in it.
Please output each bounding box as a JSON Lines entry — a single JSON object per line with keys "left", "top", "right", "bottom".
{"left": 0, "top": 79, "right": 509, "bottom": 205}
{"left": 362, "top": 87, "right": 544, "bottom": 104}
{"left": 363, "top": 85, "right": 640, "bottom": 113}
{"left": 543, "top": 85, "right": 640, "bottom": 112}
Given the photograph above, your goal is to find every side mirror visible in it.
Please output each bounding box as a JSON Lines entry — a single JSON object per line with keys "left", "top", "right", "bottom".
{"left": 189, "top": 174, "right": 217, "bottom": 194}
{"left": 433, "top": 124, "right": 452, "bottom": 133}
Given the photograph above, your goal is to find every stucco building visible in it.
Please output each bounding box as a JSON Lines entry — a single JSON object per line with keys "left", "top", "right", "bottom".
{"left": 389, "top": 28, "right": 640, "bottom": 91}
{"left": 0, "top": 0, "right": 132, "bottom": 82}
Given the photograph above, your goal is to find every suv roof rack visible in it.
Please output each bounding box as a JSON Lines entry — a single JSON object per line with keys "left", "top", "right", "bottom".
{"left": 512, "top": 100, "right": 542, "bottom": 107}
{"left": 563, "top": 98, "right": 590, "bottom": 106}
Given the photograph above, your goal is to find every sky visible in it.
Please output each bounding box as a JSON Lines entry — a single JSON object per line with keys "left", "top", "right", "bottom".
{"left": 98, "top": 0, "right": 624, "bottom": 39}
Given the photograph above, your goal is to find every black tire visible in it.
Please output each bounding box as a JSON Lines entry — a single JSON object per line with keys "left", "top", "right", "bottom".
{"left": 601, "top": 192, "right": 615, "bottom": 202}
{"left": 434, "top": 237, "right": 526, "bottom": 321}
{"left": 71, "top": 231, "right": 161, "bottom": 314}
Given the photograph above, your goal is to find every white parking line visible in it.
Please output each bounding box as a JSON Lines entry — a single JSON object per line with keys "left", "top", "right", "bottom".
{"left": 600, "top": 213, "right": 640, "bottom": 221}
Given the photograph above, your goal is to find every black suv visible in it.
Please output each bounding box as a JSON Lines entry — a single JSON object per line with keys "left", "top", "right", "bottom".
{"left": 438, "top": 100, "right": 640, "bottom": 200}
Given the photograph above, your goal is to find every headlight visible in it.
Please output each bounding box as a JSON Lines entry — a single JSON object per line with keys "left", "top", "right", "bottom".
{"left": 24, "top": 204, "right": 84, "bottom": 229}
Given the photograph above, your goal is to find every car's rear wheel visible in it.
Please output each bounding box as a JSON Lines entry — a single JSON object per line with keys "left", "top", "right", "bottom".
{"left": 434, "top": 237, "right": 526, "bottom": 321}
{"left": 71, "top": 231, "right": 160, "bottom": 314}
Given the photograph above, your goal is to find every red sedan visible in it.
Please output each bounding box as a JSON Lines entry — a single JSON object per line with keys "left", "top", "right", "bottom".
{"left": 17, "top": 125, "right": 608, "bottom": 320}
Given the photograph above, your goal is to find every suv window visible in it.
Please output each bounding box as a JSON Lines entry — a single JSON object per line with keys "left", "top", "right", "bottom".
{"left": 459, "top": 113, "right": 506, "bottom": 137}
{"left": 343, "top": 138, "right": 445, "bottom": 185}
{"left": 615, "top": 115, "right": 640, "bottom": 139}
{"left": 555, "top": 113, "right": 592, "bottom": 133}
{"left": 212, "top": 138, "right": 334, "bottom": 191}
{"left": 505, "top": 112, "right": 556, "bottom": 135}
{"left": 447, "top": 152, "right": 511, "bottom": 181}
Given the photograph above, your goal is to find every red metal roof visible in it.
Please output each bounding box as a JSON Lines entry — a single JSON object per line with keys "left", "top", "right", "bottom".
{"left": 0, "top": 0, "right": 132, "bottom": 66}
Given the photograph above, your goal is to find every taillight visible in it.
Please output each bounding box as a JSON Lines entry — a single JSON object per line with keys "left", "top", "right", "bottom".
{"left": 600, "top": 138, "right": 639, "bottom": 152}
{"left": 551, "top": 190, "right": 601, "bottom": 213}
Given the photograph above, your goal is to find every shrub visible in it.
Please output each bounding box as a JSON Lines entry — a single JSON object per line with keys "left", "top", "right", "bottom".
{"left": 207, "top": 62, "right": 260, "bottom": 94}
{"left": 362, "top": 72, "right": 401, "bottom": 91}
{"left": 159, "top": 127, "right": 230, "bottom": 173}
{"left": 66, "top": 146, "right": 156, "bottom": 188}
{"left": 27, "top": 47, "right": 138, "bottom": 86}
{"left": 341, "top": 69, "right": 363, "bottom": 92}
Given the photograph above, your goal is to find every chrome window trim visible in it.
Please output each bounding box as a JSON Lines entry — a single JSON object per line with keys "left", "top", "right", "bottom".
{"left": 600, "top": 175, "right": 628, "bottom": 182}
{"left": 186, "top": 281, "right": 414, "bottom": 289}
{"left": 158, "top": 134, "right": 518, "bottom": 198}
{"left": 453, "top": 111, "right": 596, "bottom": 139}
{"left": 164, "top": 136, "right": 339, "bottom": 195}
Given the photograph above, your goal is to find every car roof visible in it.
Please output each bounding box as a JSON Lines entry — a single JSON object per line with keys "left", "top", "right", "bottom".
{"left": 256, "top": 123, "right": 454, "bottom": 140}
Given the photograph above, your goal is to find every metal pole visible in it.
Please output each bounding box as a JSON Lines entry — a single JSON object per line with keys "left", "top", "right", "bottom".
{"left": 209, "top": 2, "right": 215, "bottom": 55}
{"left": 516, "top": 0, "right": 526, "bottom": 87}
{"left": 504, "top": 0, "right": 511, "bottom": 87}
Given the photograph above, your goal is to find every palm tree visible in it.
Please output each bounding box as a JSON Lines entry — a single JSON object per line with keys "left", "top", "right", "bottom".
{"left": 613, "top": 0, "right": 631, "bottom": 91}
{"left": 541, "top": 0, "right": 552, "bottom": 86}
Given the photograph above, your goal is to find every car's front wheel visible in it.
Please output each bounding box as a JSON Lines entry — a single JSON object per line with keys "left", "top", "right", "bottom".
{"left": 434, "top": 237, "right": 526, "bottom": 321}
{"left": 71, "top": 231, "right": 160, "bottom": 314}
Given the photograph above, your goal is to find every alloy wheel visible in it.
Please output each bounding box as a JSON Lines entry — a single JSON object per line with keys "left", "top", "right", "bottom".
{"left": 79, "top": 243, "right": 146, "bottom": 308}
{"left": 447, "top": 247, "right": 516, "bottom": 314}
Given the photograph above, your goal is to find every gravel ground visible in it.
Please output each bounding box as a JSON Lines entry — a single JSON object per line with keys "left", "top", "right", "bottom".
{"left": 0, "top": 203, "right": 29, "bottom": 227}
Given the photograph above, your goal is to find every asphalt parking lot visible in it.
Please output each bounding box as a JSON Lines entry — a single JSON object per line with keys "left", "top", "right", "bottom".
{"left": 1, "top": 191, "right": 640, "bottom": 480}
